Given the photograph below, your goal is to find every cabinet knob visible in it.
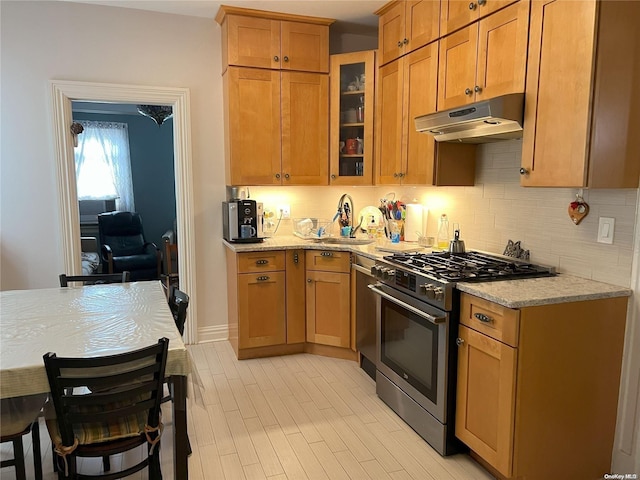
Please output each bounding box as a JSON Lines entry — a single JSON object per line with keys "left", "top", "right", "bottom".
{"left": 320, "top": 251, "right": 333, "bottom": 257}
{"left": 273, "top": 55, "right": 279, "bottom": 62}
{"left": 331, "top": 174, "right": 337, "bottom": 180}
{"left": 257, "top": 275, "right": 270, "bottom": 282}
{"left": 255, "top": 259, "right": 269, "bottom": 265}
{"left": 307, "top": 278, "right": 312, "bottom": 283}
{"left": 398, "top": 172, "right": 405, "bottom": 178}
{"left": 519, "top": 167, "right": 529, "bottom": 175}
{"left": 465, "top": 88, "right": 473, "bottom": 95}
{"left": 283, "top": 56, "right": 289, "bottom": 62}
{"left": 397, "top": 41, "right": 403, "bottom": 47}
{"left": 393, "top": 173, "right": 399, "bottom": 178}
{"left": 284, "top": 173, "right": 290, "bottom": 179}
{"left": 456, "top": 337, "right": 465, "bottom": 346}
{"left": 468, "top": 2, "right": 476, "bottom": 10}
{"left": 478, "top": 0, "right": 486, "bottom": 5}
{"left": 474, "top": 85, "right": 482, "bottom": 93}
{"left": 403, "top": 38, "right": 408, "bottom": 45}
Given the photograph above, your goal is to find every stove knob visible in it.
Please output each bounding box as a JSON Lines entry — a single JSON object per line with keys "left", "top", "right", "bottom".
{"left": 423, "top": 284, "right": 435, "bottom": 299}
{"left": 434, "top": 287, "right": 444, "bottom": 301}
{"left": 370, "top": 266, "right": 377, "bottom": 276}
{"left": 383, "top": 269, "right": 395, "bottom": 280}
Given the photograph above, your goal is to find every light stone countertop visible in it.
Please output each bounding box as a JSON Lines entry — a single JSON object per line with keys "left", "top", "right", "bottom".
{"left": 223, "top": 236, "right": 632, "bottom": 308}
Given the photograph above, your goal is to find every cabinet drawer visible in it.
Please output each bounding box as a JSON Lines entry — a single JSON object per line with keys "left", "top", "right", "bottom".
{"left": 305, "top": 250, "right": 351, "bottom": 273}
{"left": 460, "top": 293, "right": 519, "bottom": 347}
{"left": 238, "top": 251, "right": 285, "bottom": 273}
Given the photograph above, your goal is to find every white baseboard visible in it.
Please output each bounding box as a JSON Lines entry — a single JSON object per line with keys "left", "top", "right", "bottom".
{"left": 190, "top": 324, "right": 228, "bottom": 344}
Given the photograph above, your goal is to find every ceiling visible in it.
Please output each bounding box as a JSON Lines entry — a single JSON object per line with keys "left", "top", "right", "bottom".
{"left": 61, "top": 0, "right": 387, "bottom": 33}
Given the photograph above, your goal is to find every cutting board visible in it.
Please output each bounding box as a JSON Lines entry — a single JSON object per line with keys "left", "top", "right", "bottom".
{"left": 375, "top": 242, "right": 425, "bottom": 253}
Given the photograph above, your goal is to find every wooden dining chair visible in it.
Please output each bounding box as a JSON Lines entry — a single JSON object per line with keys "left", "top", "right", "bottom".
{"left": 168, "top": 286, "right": 189, "bottom": 336}
{"left": 43, "top": 337, "right": 169, "bottom": 480}
{"left": 0, "top": 395, "right": 45, "bottom": 480}
{"left": 59, "top": 271, "right": 130, "bottom": 287}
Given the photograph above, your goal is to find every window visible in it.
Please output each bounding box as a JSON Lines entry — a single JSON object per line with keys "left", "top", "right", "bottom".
{"left": 74, "top": 121, "right": 135, "bottom": 212}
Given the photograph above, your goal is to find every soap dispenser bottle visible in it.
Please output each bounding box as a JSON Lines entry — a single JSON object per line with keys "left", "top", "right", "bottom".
{"left": 437, "top": 214, "right": 450, "bottom": 250}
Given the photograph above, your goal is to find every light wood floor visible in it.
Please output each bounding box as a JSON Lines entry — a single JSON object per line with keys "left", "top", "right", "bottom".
{"left": 1, "top": 341, "right": 495, "bottom": 479}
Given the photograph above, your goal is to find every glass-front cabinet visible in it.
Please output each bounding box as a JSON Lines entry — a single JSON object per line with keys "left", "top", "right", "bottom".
{"left": 330, "top": 50, "right": 376, "bottom": 185}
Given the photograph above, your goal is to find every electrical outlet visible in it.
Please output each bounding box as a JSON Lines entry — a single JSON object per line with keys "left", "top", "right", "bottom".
{"left": 597, "top": 217, "right": 615, "bottom": 244}
{"left": 278, "top": 205, "right": 291, "bottom": 219}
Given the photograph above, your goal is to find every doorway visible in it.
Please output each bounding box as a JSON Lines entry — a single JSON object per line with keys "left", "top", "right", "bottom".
{"left": 51, "top": 80, "right": 197, "bottom": 344}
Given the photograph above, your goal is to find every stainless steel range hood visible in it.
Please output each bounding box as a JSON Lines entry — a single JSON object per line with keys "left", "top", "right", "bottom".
{"left": 415, "top": 93, "right": 524, "bottom": 143}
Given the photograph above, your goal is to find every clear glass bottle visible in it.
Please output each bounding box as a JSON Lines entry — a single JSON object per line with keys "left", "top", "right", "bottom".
{"left": 437, "top": 214, "right": 450, "bottom": 249}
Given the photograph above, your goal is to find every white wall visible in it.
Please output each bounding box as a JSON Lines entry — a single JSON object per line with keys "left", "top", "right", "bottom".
{"left": 0, "top": 1, "right": 229, "bottom": 339}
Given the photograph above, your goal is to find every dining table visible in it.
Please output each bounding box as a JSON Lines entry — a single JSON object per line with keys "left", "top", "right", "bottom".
{"left": 0, "top": 281, "right": 191, "bottom": 479}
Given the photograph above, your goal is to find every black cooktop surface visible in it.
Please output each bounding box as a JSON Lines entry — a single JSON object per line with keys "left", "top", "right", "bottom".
{"left": 383, "top": 251, "right": 555, "bottom": 282}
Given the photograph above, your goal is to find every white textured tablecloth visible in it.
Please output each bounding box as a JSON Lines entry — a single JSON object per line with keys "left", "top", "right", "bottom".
{"left": 0, "top": 281, "right": 190, "bottom": 399}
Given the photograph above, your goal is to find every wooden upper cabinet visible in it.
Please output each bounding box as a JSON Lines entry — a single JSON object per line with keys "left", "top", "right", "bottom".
{"left": 376, "top": 1, "right": 441, "bottom": 66}
{"left": 440, "top": 0, "right": 517, "bottom": 36}
{"left": 217, "top": 6, "right": 333, "bottom": 73}
{"left": 224, "top": 67, "right": 282, "bottom": 185}
{"left": 438, "top": 0, "right": 528, "bottom": 110}
{"left": 521, "top": 0, "right": 640, "bottom": 188}
{"left": 281, "top": 71, "right": 329, "bottom": 185}
{"left": 375, "top": 43, "right": 477, "bottom": 185}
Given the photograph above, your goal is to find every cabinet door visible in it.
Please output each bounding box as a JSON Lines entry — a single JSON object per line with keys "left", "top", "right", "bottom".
{"left": 406, "top": 1, "right": 441, "bottom": 55}
{"left": 281, "top": 21, "right": 329, "bottom": 73}
{"left": 375, "top": 59, "right": 405, "bottom": 185}
{"left": 225, "top": 15, "right": 281, "bottom": 69}
{"left": 476, "top": 1, "right": 528, "bottom": 101}
{"left": 286, "top": 250, "right": 306, "bottom": 344}
{"left": 438, "top": 23, "right": 478, "bottom": 110}
{"left": 224, "top": 67, "right": 282, "bottom": 185}
{"left": 306, "top": 271, "right": 351, "bottom": 347}
{"left": 403, "top": 43, "right": 439, "bottom": 185}
{"left": 456, "top": 324, "right": 516, "bottom": 477}
{"left": 377, "top": 1, "right": 406, "bottom": 66}
{"left": 440, "top": 0, "right": 478, "bottom": 36}
{"left": 281, "top": 71, "right": 329, "bottom": 185}
{"left": 521, "top": 0, "right": 596, "bottom": 187}
{"left": 238, "top": 271, "right": 286, "bottom": 348}
{"left": 329, "top": 50, "right": 375, "bottom": 186}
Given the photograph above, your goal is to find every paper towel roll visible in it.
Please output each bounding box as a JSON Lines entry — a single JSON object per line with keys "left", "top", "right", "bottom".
{"left": 403, "top": 204, "right": 424, "bottom": 241}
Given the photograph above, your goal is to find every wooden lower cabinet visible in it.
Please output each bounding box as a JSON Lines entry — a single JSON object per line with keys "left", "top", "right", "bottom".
{"left": 305, "top": 250, "right": 351, "bottom": 348}
{"left": 226, "top": 249, "right": 306, "bottom": 358}
{"left": 456, "top": 293, "right": 629, "bottom": 479}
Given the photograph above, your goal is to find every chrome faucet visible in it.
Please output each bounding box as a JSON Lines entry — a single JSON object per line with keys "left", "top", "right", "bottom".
{"left": 334, "top": 193, "right": 355, "bottom": 236}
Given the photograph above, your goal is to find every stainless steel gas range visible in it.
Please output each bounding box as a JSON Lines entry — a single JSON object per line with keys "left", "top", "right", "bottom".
{"left": 368, "top": 250, "right": 555, "bottom": 456}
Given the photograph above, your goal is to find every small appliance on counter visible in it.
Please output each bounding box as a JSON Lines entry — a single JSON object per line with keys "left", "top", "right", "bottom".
{"left": 222, "top": 199, "right": 265, "bottom": 243}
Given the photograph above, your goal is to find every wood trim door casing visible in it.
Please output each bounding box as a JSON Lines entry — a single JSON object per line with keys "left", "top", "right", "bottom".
{"left": 50, "top": 80, "right": 198, "bottom": 344}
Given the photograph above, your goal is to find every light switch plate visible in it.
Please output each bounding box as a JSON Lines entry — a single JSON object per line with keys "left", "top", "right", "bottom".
{"left": 597, "top": 217, "right": 615, "bottom": 244}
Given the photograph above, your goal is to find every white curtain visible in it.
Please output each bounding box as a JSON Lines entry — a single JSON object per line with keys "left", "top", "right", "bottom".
{"left": 74, "top": 121, "right": 135, "bottom": 212}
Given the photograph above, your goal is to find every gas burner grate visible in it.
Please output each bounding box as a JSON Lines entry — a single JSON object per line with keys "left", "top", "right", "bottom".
{"left": 383, "top": 251, "right": 555, "bottom": 283}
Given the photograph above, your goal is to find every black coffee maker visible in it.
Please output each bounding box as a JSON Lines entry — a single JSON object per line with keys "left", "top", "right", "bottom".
{"left": 222, "top": 199, "right": 265, "bottom": 243}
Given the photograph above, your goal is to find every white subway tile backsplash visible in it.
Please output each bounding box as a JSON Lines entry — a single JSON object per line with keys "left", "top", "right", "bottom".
{"left": 248, "top": 141, "right": 637, "bottom": 288}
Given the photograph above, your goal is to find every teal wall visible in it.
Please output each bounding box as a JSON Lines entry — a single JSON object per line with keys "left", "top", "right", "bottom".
{"left": 73, "top": 112, "right": 176, "bottom": 248}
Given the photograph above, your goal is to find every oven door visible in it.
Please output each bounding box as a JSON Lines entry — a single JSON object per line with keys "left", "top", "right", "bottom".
{"left": 369, "top": 282, "right": 448, "bottom": 423}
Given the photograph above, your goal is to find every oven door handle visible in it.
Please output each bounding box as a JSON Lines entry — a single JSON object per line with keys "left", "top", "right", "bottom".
{"left": 368, "top": 284, "right": 445, "bottom": 325}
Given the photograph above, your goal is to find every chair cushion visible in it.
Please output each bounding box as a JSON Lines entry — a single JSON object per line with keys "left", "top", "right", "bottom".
{"left": 44, "top": 401, "right": 148, "bottom": 446}
{"left": 112, "top": 252, "right": 158, "bottom": 271}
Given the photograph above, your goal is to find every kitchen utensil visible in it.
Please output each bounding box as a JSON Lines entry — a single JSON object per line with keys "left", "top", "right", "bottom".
{"left": 449, "top": 227, "right": 466, "bottom": 253}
